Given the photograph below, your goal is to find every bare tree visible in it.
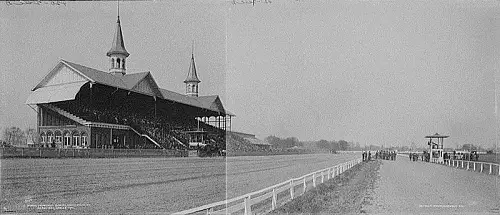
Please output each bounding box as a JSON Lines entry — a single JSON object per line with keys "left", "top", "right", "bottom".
{"left": 25, "top": 128, "right": 38, "bottom": 145}
{"left": 3, "top": 127, "right": 26, "bottom": 146}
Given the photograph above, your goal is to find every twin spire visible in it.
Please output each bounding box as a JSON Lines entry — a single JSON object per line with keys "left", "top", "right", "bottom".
{"left": 107, "top": 1, "right": 128, "bottom": 75}
{"left": 106, "top": 2, "right": 200, "bottom": 96}
{"left": 184, "top": 42, "right": 201, "bottom": 97}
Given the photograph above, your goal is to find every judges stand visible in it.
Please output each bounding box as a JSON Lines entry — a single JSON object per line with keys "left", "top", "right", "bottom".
{"left": 425, "top": 133, "right": 449, "bottom": 164}
{"left": 185, "top": 130, "right": 207, "bottom": 148}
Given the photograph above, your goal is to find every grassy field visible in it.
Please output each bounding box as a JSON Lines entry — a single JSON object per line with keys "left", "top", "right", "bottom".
{"left": 477, "top": 153, "right": 499, "bottom": 164}
{"left": 269, "top": 160, "right": 380, "bottom": 214}
{"left": 1, "top": 153, "right": 359, "bottom": 214}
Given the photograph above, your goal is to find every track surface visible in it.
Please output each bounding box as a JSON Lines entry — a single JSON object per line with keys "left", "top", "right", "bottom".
{"left": 362, "top": 156, "right": 500, "bottom": 214}
{"left": 1, "top": 153, "right": 358, "bottom": 214}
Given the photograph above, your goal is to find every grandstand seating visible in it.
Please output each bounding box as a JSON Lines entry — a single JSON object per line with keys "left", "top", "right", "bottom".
{"left": 53, "top": 100, "right": 225, "bottom": 150}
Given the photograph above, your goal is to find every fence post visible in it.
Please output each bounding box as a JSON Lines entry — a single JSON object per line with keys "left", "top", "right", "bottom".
{"left": 461, "top": 160, "right": 463, "bottom": 168}
{"left": 271, "top": 188, "right": 277, "bottom": 210}
{"left": 39, "top": 148, "right": 42, "bottom": 158}
{"left": 244, "top": 195, "right": 252, "bottom": 215}
{"left": 327, "top": 168, "right": 330, "bottom": 180}
{"left": 466, "top": 161, "right": 469, "bottom": 170}
{"left": 303, "top": 177, "right": 307, "bottom": 193}
{"left": 489, "top": 164, "right": 492, "bottom": 175}
{"left": 289, "top": 180, "right": 294, "bottom": 200}
{"left": 481, "top": 163, "right": 483, "bottom": 172}
{"left": 312, "top": 173, "right": 316, "bottom": 188}
{"left": 321, "top": 171, "right": 324, "bottom": 183}
{"left": 21, "top": 148, "right": 24, "bottom": 157}
{"left": 474, "top": 162, "right": 476, "bottom": 171}
{"left": 498, "top": 165, "right": 500, "bottom": 176}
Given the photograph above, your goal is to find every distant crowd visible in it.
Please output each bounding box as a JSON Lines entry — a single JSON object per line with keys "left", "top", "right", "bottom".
{"left": 362, "top": 150, "right": 397, "bottom": 161}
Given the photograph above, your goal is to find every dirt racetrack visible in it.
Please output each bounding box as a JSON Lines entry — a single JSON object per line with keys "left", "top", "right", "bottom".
{"left": 361, "top": 155, "right": 500, "bottom": 214}
{"left": 1, "top": 153, "right": 358, "bottom": 214}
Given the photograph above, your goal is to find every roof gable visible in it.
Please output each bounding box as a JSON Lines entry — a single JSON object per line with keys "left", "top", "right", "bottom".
{"left": 131, "top": 72, "right": 163, "bottom": 98}
{"left": 33, "top": 61, "right": 90, "bottom": 91}
{"left": 61, "top": 60, "right": 127, "bottom": 88}
{"left": 197, "top": 96, "right": 225, "bottom": 114}
{"left": 122, "top": 72, "right": 149, "bottom": 89}
{"left": 129, "top": 73, "right": 164, "bottom": 99}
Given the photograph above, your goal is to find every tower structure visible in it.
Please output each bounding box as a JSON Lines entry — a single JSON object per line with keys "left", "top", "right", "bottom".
{"left": 184, "top": 43, "right": 201, "bottom": 97}
{"left": 106, "top": 2, "right": 129, "bottom": 75}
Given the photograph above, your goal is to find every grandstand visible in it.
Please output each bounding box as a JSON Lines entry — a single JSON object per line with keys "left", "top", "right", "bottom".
{"left": 25, "top": 15, "right": 232, "bottom": 151}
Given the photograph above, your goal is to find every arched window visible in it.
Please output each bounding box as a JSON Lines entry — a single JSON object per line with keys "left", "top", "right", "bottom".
{"left": 81, "top": 132, "right": 88, "bottom": 148}
{"left": 122, "top": 59, "right": 125, "bottom": 69}
{"left": 40, "top": 132, "right": 46, "bottom": 143}
{"left": 72, "top": 131, "right": 80, "bottom": 147}
{"left": 47, "top": 131, "right": 54, "bottom": 144}
{"left": 116, "top": 58, "right": 121, "bottom": 69}
{"left": 111, "top": 58, "right": 115, "bottom": 68}
{"left": 55, "top": 130, "right": 62, "bottom": 143}
{"left": 64, "top": 131, "right": 71, "bottom": 148}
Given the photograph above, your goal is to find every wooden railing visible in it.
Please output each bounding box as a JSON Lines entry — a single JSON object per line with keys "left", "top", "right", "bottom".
{"left": 443, "top": 159, "right": 500, "bottom": 176}
{"left": 172, "top": 158, "right": 363, "bottom": 215}
{"left": 0, "top": 147, "right": 187, "bottom": 158}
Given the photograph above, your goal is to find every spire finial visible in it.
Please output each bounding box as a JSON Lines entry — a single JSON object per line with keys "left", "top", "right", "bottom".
{"left": 191, "top": 40, "right": 195, "bottom": 58}
{"left": 117, "top": 0, "right": 120, "bottom": 21}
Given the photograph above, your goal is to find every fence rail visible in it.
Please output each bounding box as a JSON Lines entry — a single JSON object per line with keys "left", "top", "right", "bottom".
{"left": 442, "top": 159, "right": 500, "bottom": 176}
{"left": 0, "top": 147, "right": 188, "bottom": 159}
{"left": 172, "top": 158, "right": 362, "bottom": 215}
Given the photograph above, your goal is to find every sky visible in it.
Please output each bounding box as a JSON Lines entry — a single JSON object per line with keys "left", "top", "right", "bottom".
{"left": 1, "top": 0, "right": 499, "bottom": 149}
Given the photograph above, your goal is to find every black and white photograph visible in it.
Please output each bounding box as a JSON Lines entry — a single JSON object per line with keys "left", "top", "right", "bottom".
{"left": 1, "top": 0, "right": 499, "bottom": 214}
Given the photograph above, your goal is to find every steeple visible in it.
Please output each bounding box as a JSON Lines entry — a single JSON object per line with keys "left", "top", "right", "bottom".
{"left": 107, "top": 0, "right": 129, "bottom": 75}
{"left": 184, "top": 42, "right": 201, "bottom": 97}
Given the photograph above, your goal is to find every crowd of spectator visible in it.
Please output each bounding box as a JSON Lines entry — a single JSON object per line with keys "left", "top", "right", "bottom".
{"left": 54, "top": 99, "right": 225, "bottom": 150}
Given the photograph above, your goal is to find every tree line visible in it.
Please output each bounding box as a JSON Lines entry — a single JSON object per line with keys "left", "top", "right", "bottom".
{"left": 1, "top": 127, "right": 37, "bottom": 147}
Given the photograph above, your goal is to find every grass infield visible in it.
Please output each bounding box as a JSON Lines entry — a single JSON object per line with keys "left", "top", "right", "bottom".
{"left": 268, "top": 160, "right": 381, "bottom": 214}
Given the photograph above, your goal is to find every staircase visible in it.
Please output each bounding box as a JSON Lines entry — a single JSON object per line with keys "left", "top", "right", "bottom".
{"left": 42, "top": 104, "right": 89, "bottom": 125}
{"left": 44, "top": 103, "right": 168, "bottom": 150}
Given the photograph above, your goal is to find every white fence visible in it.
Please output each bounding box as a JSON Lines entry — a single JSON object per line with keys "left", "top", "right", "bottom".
{"left": 443, "top": 159, "right": 500, "bottom": 176}
{"left": 173, "top": 158, "right": 363, "bottom": 215}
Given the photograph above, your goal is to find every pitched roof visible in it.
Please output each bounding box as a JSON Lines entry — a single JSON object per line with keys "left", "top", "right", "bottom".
{"left": 106, "top": 17, "right": 129, "bottom": 57}
{"left": 122, "top": 72, "right": 150, "bottom": 89}
{"left": 62, "top": 60, "right": 127, "bottom": 88}
{"left": 159, "top": 88, "right": 202, "bottom": 107}
{"left": 37, "top": 59, "right": 234, "bottom": 116}
{"left": 184, "top": 54, "right": 200, "bottom": 83}
{"left": 196, "top": 95, "right": 218, "bottom": 109}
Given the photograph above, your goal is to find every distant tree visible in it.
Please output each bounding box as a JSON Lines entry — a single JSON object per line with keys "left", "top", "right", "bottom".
{"left": 265, "top": 135, "right": 280, "bottom": 146}
{"left": 3, "top": 127, "right": 25, "bottom": 146}
{"left": 355, "top": 142, "right": 361, "bottom": 150}
{"left": 265, "top": 135, "right": 301, "bottom": 148}
{"left": 315, "top": 139, "right": 330, "bottom": 150}
{"left": 25, "top": 128, "right": 38, "bottom": 144}
{"left": 338, "top": 140, "right": 349, "bottom": 151}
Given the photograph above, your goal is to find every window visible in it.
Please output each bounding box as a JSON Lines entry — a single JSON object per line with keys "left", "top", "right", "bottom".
{"left": 111, "top": 58, "right": 115, "bottom": 68}
{"left": 73, "top": 135, "right": 80, "bottom": 146}
{"left": 117, "top": 58, "right": 121, "bottom": 68}
{"left": 64, "top": 133, "right": 71, "bottom": 147}
{"left": 55, "top": 131, "right": 62, "bottom": 143}
{"left": 47, "top": 132, "right": 53, "bottom": 143}
{"left": 81, "top": 135, "right": 87, "bottom": 148}
{"left": 40, "top": 133, "right": 46, "bottom": 143}
{"left": 122, "top": 59, "right": 125, "bottom": 69}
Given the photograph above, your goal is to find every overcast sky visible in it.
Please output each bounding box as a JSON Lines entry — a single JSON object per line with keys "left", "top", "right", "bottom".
{"left": 1, "top": 1, "right": 499, "bottom": 149}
